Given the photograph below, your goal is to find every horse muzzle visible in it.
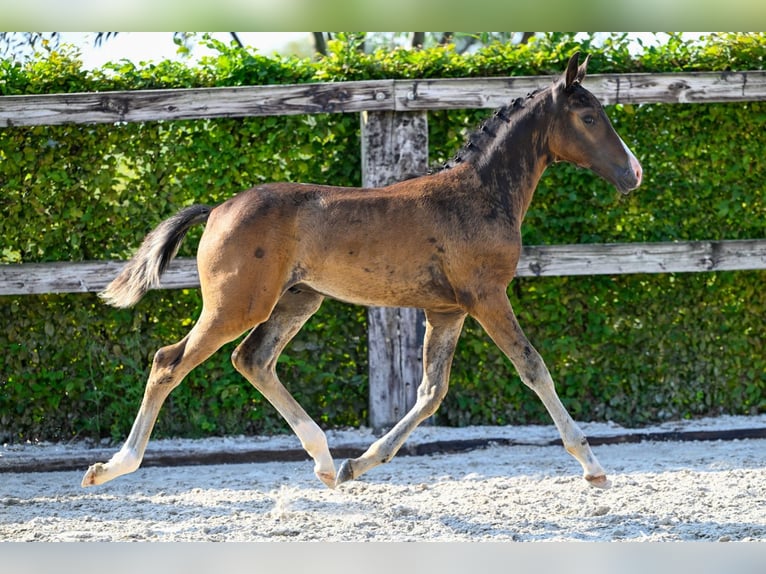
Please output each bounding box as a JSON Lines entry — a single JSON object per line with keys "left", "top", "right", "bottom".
{"left": 616, "top": 143, "right": 643, "bottom": 194}
{"left": 616, "top": 158, "right": 643, "bottom": 195}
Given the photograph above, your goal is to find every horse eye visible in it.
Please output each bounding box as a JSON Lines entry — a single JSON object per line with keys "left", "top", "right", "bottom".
{"left": 583, "top": 115, "right": 595, "bottom": 125}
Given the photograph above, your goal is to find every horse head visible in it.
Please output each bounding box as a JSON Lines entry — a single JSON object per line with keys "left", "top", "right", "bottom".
{"left": 548, "top": 52, "right": 643, "bottom": 194}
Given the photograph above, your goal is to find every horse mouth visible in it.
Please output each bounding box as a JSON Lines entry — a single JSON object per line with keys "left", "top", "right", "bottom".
{"left": 618, "top": 175, "right": 642, "bottom": 195}
{"left": 609, "top": 165, "right": 642, "bottom": 195}
{"left": 616, "top": 179, "right": 639, "bottom": 195}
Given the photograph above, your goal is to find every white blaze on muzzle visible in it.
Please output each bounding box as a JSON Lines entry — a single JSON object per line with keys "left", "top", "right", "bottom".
{"left": 620, "top": 135, "right": 643, "bottom": 187}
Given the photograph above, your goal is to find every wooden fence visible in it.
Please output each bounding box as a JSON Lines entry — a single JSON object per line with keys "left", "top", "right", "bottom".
{"left": 3, "top": 70, "right": 766, "bottom": 125}
{"left": 2, "top": 70, "right": 766, "bottom": 430}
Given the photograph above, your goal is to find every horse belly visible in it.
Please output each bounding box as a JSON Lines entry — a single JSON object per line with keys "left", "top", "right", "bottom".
{"left": 303, "top": 259, "right": 458, "bottom": 310}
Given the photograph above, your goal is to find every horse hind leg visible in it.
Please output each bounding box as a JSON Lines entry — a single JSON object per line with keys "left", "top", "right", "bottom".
{"left": 336, "top": 309, "right": 466, "bottom": 486}
{"left": 230, "top": 289, "right": 337, "bottom": 488}
{"left": 81, "top": 309, "right": 253, "bottom": 487}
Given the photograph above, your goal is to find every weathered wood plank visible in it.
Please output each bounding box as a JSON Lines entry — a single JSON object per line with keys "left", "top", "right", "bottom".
{"left": 361, "top": 110, "right": 429, "bottom": 432}
{"left": 587, "top": 70, "right": 766, "bottom": 105}
{"left": 3, "top": 71, "right": 766, "bottom": 127}
{"left": 0, "top": 80, "right": 395, "bottom": 127}
{"left": 394, "top": 71, "right": 766, "bottom": 110}
{"left": 516, "top": 239, "right": 766, "bottom": 277}
{"left": 393, "top": 76, "right": 557, "bottom": 111}
{"left": 0, "top": 258, "right": 199, "bottom": 296}
{"left": 2, "top": 240, "right": 764, "bottom": 297}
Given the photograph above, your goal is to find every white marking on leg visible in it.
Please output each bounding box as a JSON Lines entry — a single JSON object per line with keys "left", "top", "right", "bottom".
{"left": 108, "top": 447, "right": 140, "bottom": 474}
{"left": 294, "top": 420, "right": 335, "bottom": 487}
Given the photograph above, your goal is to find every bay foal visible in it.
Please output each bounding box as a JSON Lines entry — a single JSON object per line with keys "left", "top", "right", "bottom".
{"left": 82, "top": 53, "right": 642, "bottom": 490}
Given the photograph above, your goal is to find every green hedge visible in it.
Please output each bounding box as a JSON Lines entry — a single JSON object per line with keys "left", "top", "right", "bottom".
{"left": 1, "top": 33, "right": 764, "bottom": 442}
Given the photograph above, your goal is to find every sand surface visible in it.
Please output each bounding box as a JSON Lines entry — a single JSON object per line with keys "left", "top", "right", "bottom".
{"left": 2, "top": 415, "right": 764, "bottom": 542}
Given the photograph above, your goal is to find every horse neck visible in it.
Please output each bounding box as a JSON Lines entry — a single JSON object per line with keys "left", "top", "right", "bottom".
{"left": 472, "top": 94, "right": 555, "bottom": 224}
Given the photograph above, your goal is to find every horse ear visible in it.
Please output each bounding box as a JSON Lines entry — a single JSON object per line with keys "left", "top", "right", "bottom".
{"left": 564, "top": 52, "right": 590, "bottom": 90}
{"left": 564, "top": 52, "right": 581, "bottom": 89}
{"left": 576, "top": 54, "right": 591, "bottom": 83}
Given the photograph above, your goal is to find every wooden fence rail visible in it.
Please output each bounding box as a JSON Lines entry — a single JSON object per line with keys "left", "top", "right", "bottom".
{"left": 2, "top": 239, "right": 765, "bottom": 297}
{"left": 3, "top": 69, "right": 765, "bottom": 430}
{"left": 2, "top": 70, "right": 766, "bottom": 127}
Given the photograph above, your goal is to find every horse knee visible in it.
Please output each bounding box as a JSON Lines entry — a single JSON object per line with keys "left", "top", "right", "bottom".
{"left": 416, "top": 378, "right": 449, "bottom": 416}
{"left": 148, "top": 341, "right": 189, "bottom": 388}
{"left": 231, "top": 345, "right": 252, "bottom": 373}
{"left": 231, "top": 342, "right": 270, "bottom": 375}
{"left": 508, "top": 344, "right": 551, "bottom": 389}
{"left": 153, "top": 340, "right": 186, "bottom": 368}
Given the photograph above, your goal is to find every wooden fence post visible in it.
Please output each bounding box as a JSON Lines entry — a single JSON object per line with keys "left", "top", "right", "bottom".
{"left": 360, "top": 110, "right": 428, "bottom": 432}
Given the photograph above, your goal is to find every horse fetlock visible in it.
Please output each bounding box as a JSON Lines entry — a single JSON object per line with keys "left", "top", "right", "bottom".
{"left": 564, "top": 442, "right": 586, "bottom": 457}
{"left": 562, "top": 432, "right": 592, "bottom": 457}
{"left": 296, "top": 423, "right": 332, "bottom": 463}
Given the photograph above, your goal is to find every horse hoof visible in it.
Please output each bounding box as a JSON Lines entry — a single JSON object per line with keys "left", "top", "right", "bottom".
{"left": 316, "top": 470, "right": 336, "bottom": 489}
{"left": 585, "top": 474, "right": 611, "bottom": 489}
{"left": 335, "top": 460, "right": 355, "bottom": 487}
{"left": 81, "top": 463, "right": 105, "bottom": 487}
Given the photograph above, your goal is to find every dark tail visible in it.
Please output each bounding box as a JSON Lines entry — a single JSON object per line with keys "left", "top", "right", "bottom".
{"left": 100, "top": 205, "right": 212, "bottom": 308}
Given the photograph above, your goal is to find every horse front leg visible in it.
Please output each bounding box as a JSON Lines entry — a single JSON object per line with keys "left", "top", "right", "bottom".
{"left": 336, "top": 310, "right": 466, "bottom": 486}
{"left": 471, "top": 291, "right": 610, "bottom": 488}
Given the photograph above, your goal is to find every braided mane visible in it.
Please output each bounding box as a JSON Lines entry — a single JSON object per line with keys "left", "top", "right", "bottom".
{"left": 435, "top": 88, "right": 545, "bottom": 173}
